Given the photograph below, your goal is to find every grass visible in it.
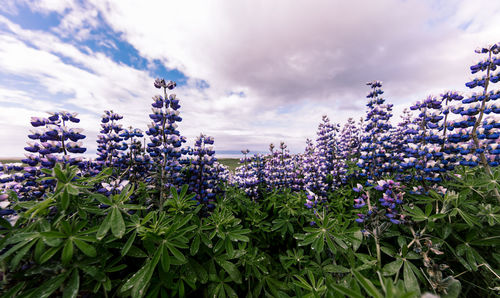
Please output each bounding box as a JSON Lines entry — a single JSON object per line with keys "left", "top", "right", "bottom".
{"left": 217, "top": 158, "right": 240, "bottom": 172}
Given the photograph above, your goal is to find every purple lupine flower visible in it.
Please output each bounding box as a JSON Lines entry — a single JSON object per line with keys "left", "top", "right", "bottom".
{"left": 184, "top": 134, "right": 227, "bottom": 210}
{"left": 146, "top": 78, "right": 187, "bottom": 191}
{"left": 357, "top": 81, "right": 395, "bottom": 182}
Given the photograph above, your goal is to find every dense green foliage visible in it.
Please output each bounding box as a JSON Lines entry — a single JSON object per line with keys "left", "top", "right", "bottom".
{"left": 0, "top": 163, "right": 499, "bottom": 297}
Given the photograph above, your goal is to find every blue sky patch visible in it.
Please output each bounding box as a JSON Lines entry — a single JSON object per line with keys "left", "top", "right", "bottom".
{"left": 0, "top": 4, "right": 63, "bottom": 31}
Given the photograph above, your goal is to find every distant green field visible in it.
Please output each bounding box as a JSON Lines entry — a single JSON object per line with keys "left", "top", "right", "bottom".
{"left": 0, "top": 158, "right": 242, "bottom": 172}
{"left": 0, "top": 158, "right": 241, "bottom": 173}
{"left": 217, "top": 158, "right": 240, "bottom": 172}
{"left": 0, "top": 159, "right": 21, "bottom": 164}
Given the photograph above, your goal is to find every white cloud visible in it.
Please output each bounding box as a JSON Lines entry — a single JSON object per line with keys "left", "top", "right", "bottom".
{"left": 0, "top": 0, "right": 499, "bottom": 157}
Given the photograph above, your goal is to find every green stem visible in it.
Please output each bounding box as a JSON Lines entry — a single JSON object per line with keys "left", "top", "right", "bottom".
{"left": 61, "top": 120, "right": 68, "bottom": 156}
{"left": 159, "top": 87, "right": 169, "bottom": 210}
{"left": 375, "top": 235, "right": 382, "bottom": 269}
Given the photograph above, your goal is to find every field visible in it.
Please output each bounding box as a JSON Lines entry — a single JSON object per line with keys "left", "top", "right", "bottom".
{"left": 0, "top": 159, "right": 21, "bottom": 164}
{"left": 1, "top": 45, "right": 500, "bottom": 297}
{"left": 217, "top": 158, "right": 240, "bottom": 172}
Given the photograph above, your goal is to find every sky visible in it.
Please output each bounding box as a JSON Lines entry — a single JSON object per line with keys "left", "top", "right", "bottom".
{"left": 0, "top": 0, "right": 499, "bottom": 158}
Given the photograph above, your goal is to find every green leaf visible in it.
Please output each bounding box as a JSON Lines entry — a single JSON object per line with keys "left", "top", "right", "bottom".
{"left": 313, "top": 235, "right": 325, "bottom": 253}
{"left": 328, "top": 282, "right": 364, "bottom": 298}
{"left": 62, "top": 240, "right": 74, "bottom": 265}
{"left": 63, "top": 269, "right": 80, "bottom": 298}
{"left": 457, "top": 209, "right": 480, "bottom": 227}
{"left": 41, "top": 231, "right": 65, "bottom": 241}
{"left": 353, "top": 271, "right": 383, "bottom": 298}
{"left": 293, "top": 275, "right": 312, "bottom": 291}
{"left": 61, "top": 188, "right": 70, "bottom": 211}
{"left": 96, "top": 210, "right": 112, "bottom": 240}
{"left": 425, "top": 203, "right": 432, "bottom": 217}
{"left": 0, "top": 217, "right": 12, "bottom": 229}
{"left": 323, "top": 264, "right": 350, "bottom": 273}
{"left": 223, "top": 283, "right": 238, "bottom": 298}
{"left": 227, "top": 230, "right": 250, "bottom": 242}
{"left": 60, "top": 221, "right": 72, "bottom": 235}
{"left": 2, "top": 281, "right": 25, "bottom": 298}
{"left": 40, "top": 246, "right": 62, "bottom": 264}
{"left": 4, "top": 232, "right": 40, "bottom": 245}
{"left": 383, "top": 259, "right": 403, "bottom": 276}
{"left": 30, "top": 273, "right": 67, "bottom": 298}
{"left": 121, "top": 230, "right": 137, "bottom": 256}
{"left": 1, "top": 241, "right": 31, "bottom": 262}
{"left": 352, "top": 229, "right": 363, "bottom": 251}
{"left": 190, "top": 235, "right": 200, "bottom": 256}
{"left": 334, "top": 237, "right": 349, "bottom": 250}
{"left": 105, "top": 264, "right": 127, "bottom": 273}
{"left": 429, "top": 213, "right": 447, "bottom": 220}
{"left": 441, "top": 277, "right": 461, "bottom": 298}
{"left": 166, "top": 243, "right": 186, "bottom": 263}
{"left": 403, "top": 261, "right": 420, "bottom": 295}
{"left": 210, "top": 283, "right": 224, "bottom": 298}
{"left": 190, "top": 259, "right": 208, "bottom": 284}
{"left": 10, "top": 241, "right": 36, "bottom": 269}
{"left": 470, "top": 236, "right": 500, "bottom": 246}
{"left": 179, "top": 184, "right": 189, "bottom": 198}
{"left": 34, "top": 239, "right": 45, "bottom": 262}
{"left": 66, "top": 184, "right": 79, "bottom": 196}
{"left": 126, "top": 245, "right": 148, "bottom": 258}
{"left": 81, "top": 265, "right": 106, "bottom": 282}
{"left": 122, "top": 263, "right": 149, "bottom": 293}
{"left": 380, "top": 246, "right": 395, "bottom": 257}
{"left": 54, "top": 164, "right": 67, "bottom": 183}
{"left": 170, "top": 186, "right": 179, "bottom": 200}
{"left": 225, "top": 238, "right": 234, "bottom": 257}
{"left": 74, "top": 239, "right": 96, "bottom": 257}
{"left": 110, "top": 207, "right": 125, "bottom": 239}
{"left": 161, "top": 243, "right": 171, "bottom": 272}
{"left": 217, "top": 259, "right": 241, "bottom": 284}
{"left": 92, "top": 193, "right": 113, "bottom": 205}
{"left": 131, "top": 249, "right": 161, "bottom": 298}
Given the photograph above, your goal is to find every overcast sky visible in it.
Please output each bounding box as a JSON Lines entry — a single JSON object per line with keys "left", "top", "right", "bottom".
{"left": 0, "top": 0, "right": 499, "bottom": 158}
